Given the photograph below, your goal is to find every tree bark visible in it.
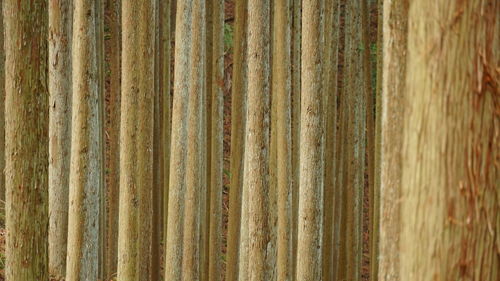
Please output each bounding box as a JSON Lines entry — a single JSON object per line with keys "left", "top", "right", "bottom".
{"left": 117, "top": 1, "right": 155, "bottom": 280}
{"left": 104, "top": 0, "right": 121, "bottom": 277}
{"left": 226, "top": 1, "right": 248, "bottom": 280}
{"left": 181, "top": 1, "right": 205, "bottom": 280}
{"left": 208, "top": 0, "right": 224, "bottom": 280}
{"left": 273, "top": 0, "right": 293, "bottom": 280}
{"left": 4, "top": 0, "right": 49, "bottom": 279}
{"left": 0, "top": 0, "right": 4, "bottom": 210}
{"left": 401, "top": 0, "right": 499, "bottom": 280}
{"left": 164, "top": 0, "right": 192, "bottom": 280}
{"left": 377, "top": 0, "right": 407, "bottom": 280}
{"left": 296, "top": 0, "right": 324, "bottom": 280}
{"left": 48, "top": 1, "right": 72, "bottom": 277}
{"left": 65, "top": 0, "right": 102, "bottom": 279}
{"left": 244, "top": 0, "right": 271, "bottom": 280}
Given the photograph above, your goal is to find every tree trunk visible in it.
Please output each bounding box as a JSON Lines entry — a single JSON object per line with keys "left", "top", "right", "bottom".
{"left": 244, "top": 1, "right": 271, "bottom": 280}
{"left": 181, "top": 0, "right": 205, "bottom": 280}
{"left": 226, "top": 1, "right": 248, "bottom": 280}
{"left": 377, "top": 0, "right": 407, "bottom": 280}
{"left": 0, "top": 0, "right": 5, "bottom": 220}
{"left": 321, "top": 1, "right": 340, "bottom": 280}
{"left": 401, "top": 0, "right": 499, "bottom": 280}
{"left": 272, "top": 0, "right": 293, "bottom": 280}
{"left": 104, "top": 0, "right": 121, "bottom": 277}
{"left": 65, "top": 0, "right": 102, "bottom": 279}
{"left": 290, "top": 0, "right": 301, "bottom": 278}
{"left": 296, "top": 0, "right": 324, "bottom": 280}
{"left": 164, "top": 0, "right": 192, "bottom": 279}
{"left": 208, "top": 0, "right": 224, "bottom": 280}
{"left": 117, "top": 1, "right": 155, "bottom": 279}
{"left": 4, "top": 0, "right": 49, "bottom": 279}
{"left": 48, "top": 1, "right": 72, "bottom": 278}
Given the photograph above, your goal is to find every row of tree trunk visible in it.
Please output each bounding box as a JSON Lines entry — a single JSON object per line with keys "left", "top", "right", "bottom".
{"left": 0, "top": 0, "right": 498, "bottom": 280}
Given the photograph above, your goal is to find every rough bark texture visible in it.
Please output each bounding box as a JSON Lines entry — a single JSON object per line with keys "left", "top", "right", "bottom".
{"left": 226, "top": 1, "right": 248, "bottom": 280}
{"left": 401, "top": 0, "right": 499, "bottom": 280}
{"left": 104, "top": 0, "right": 121, "bottom": 277}
{"left": 65, "top": 0, "right": 102, "bottom": 279}
{"left": 244, "top": 0, "right": 271, "bottom": 280}
{"left": 208, "top": 0, "right": 224, "bottom": 280}
{"left": 164, "top": 0, "right": 192, "bottom": 279}
{"left": 48, "top": 0, "right": 72, "bottom": 277}
{"left": 117, "top": 1, "right": 155, "bottom": 280}
{"left": 290, "top": 0, "right": 301, "bottom": 278}
{"left": 377, "top": 0, "right": 407, "bottom": 280}
{"left": 273, "top": 0, "right": 292, "bottom": 280}
{"left": 161, "top": 0, "right": 172, "bottom": 260}
{"left": 4, "top": 0, "right": 49, "bottom": 279}
{"left": 296, "top": 0, "right": 324, "bottom": 280}
{"left": 321, "top": 1, "right": 339, "bottom": 280}
{"left": 337, "top": 0, "right": 369, "bottom": 279}
{"left": 182, "top": 1, "right": 205, "bottom": 280}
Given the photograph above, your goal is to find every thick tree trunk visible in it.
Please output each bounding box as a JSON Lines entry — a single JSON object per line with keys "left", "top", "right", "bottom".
{"left": 377, "top": 0, "right": 407, "bottom": 280}
{"left": 117, "top": 1, "right": 155, "bottom": 280}
{"left": 48, "top": 1, "right": 72, "bottom": 277}
{"left": 65, "top": 0, "right": 102, "bottom": 279}
{"left": 164, "top": 0, "right": 192, "bottom": 280}
{"left": 296, "top": 0, "right": 324, "bottom": 280}
{"left": 226, "top": 1, "right": 248, "bottom": 280}
{"left": 272, "top": 0, "right": 293, "bottom": 280}
{"left": 0, "top": 0, "right": 4, "bottom": 210}
{"left": 181, "top": 1, "right": 205, "bottom": 280}
{"left": 244, "top": 0, "right": 271, "bottom": 280}
{"left": 4, "top": 1, "right": 49, "bottom": 279}
{"left": 401, "top": 0, "right": 499, "bottom": 280}
{"left": 208, "top": 0, "right": 224, "bottom": 280}
{"left": 104, "top": 0, "right": 121, "bottom": 277}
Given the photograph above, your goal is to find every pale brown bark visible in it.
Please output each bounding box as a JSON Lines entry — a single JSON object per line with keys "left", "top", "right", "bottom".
{"left": 226, "top": 1, "right": 248, "bottom": 280}
{"left": 244, "top": 0, "right": 271, "bottom": 280}
{"left": 401, "top": 0, "right": 499, "bottom": 280}
{"left": 48, "top": 0, "right": 72, "bottom": 277}
{"left": 273, "top": 0, "right": 293, "bottom": 280}
{"left": 4, "top": 0, "right": 49, "bottom": 279}
{"left": 117, "top": 1, "right": 155, "bottom": 280}
{"left": 377, "top": 0, "right": 407, "bottom": 280}
{"left": 181, "top": 1, "right": 205, "bottom": 280}
{"left": 164, "top": 0, "right": 192, "bottom": 279}
{"left": 208, "top": 0, "right": 224, "bottom": 280}
{"left": 104, "top": 0, "right": 121, "bottom": 277}
{"left": 65, "top": 0, "right": 102, "bottom": 279}
{"left": 0, "top": 0, "right": 4, "bottom": 209}
{"left": 295, "top": 0, "right": 324, "bottom": 280}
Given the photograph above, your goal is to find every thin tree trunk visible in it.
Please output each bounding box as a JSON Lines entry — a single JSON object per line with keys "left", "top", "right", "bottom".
{"left": 4, "top": 1, "right": 49, "bottom": 279}
{"left": 161, "top": 0, "right": 172, "bottom": 259}
{"left": 117, "top": 1, "right": 155, "bottom": 279}
{"left": 401, "top": 0, "right": 499, "bottom": 280}
{"left": 48, "top": 0, "right": 72, "bottom": 277}
{"left": 296, "top": 0, "right": 324, "bottom": 280}
{"left": 273, "top": 0, "right": 292, "bottom": 280}
{"left": 208, "top": 0, "right": 224, "bottom": 280}
{"left": 104, "top": 0, "right": 121, "bottom": 277}
{"left": 164, "top": 0, "right": 193, "bottom": 279}
{"left": 290, "top": 0, "right": 301, "bottom": 278}
{"left": 226, "top": 1, "right": 248, "bottom": 280}
{"left": 321, "top": 1, "right": 339, "bottom": 280}
{"left": 244, "top": 0, "right": 271, "bottom": 280}
{"left": 65, "top": 0, "right": 102, "bottom": 279}
{"left": 377, "top": 0, "right": 407, "bottom": 280}
{"left": 0, "top": 0, "right": 4, "bottom": 210}
{"left": 181, "top": 1, "right": 205, "bottom": 280}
